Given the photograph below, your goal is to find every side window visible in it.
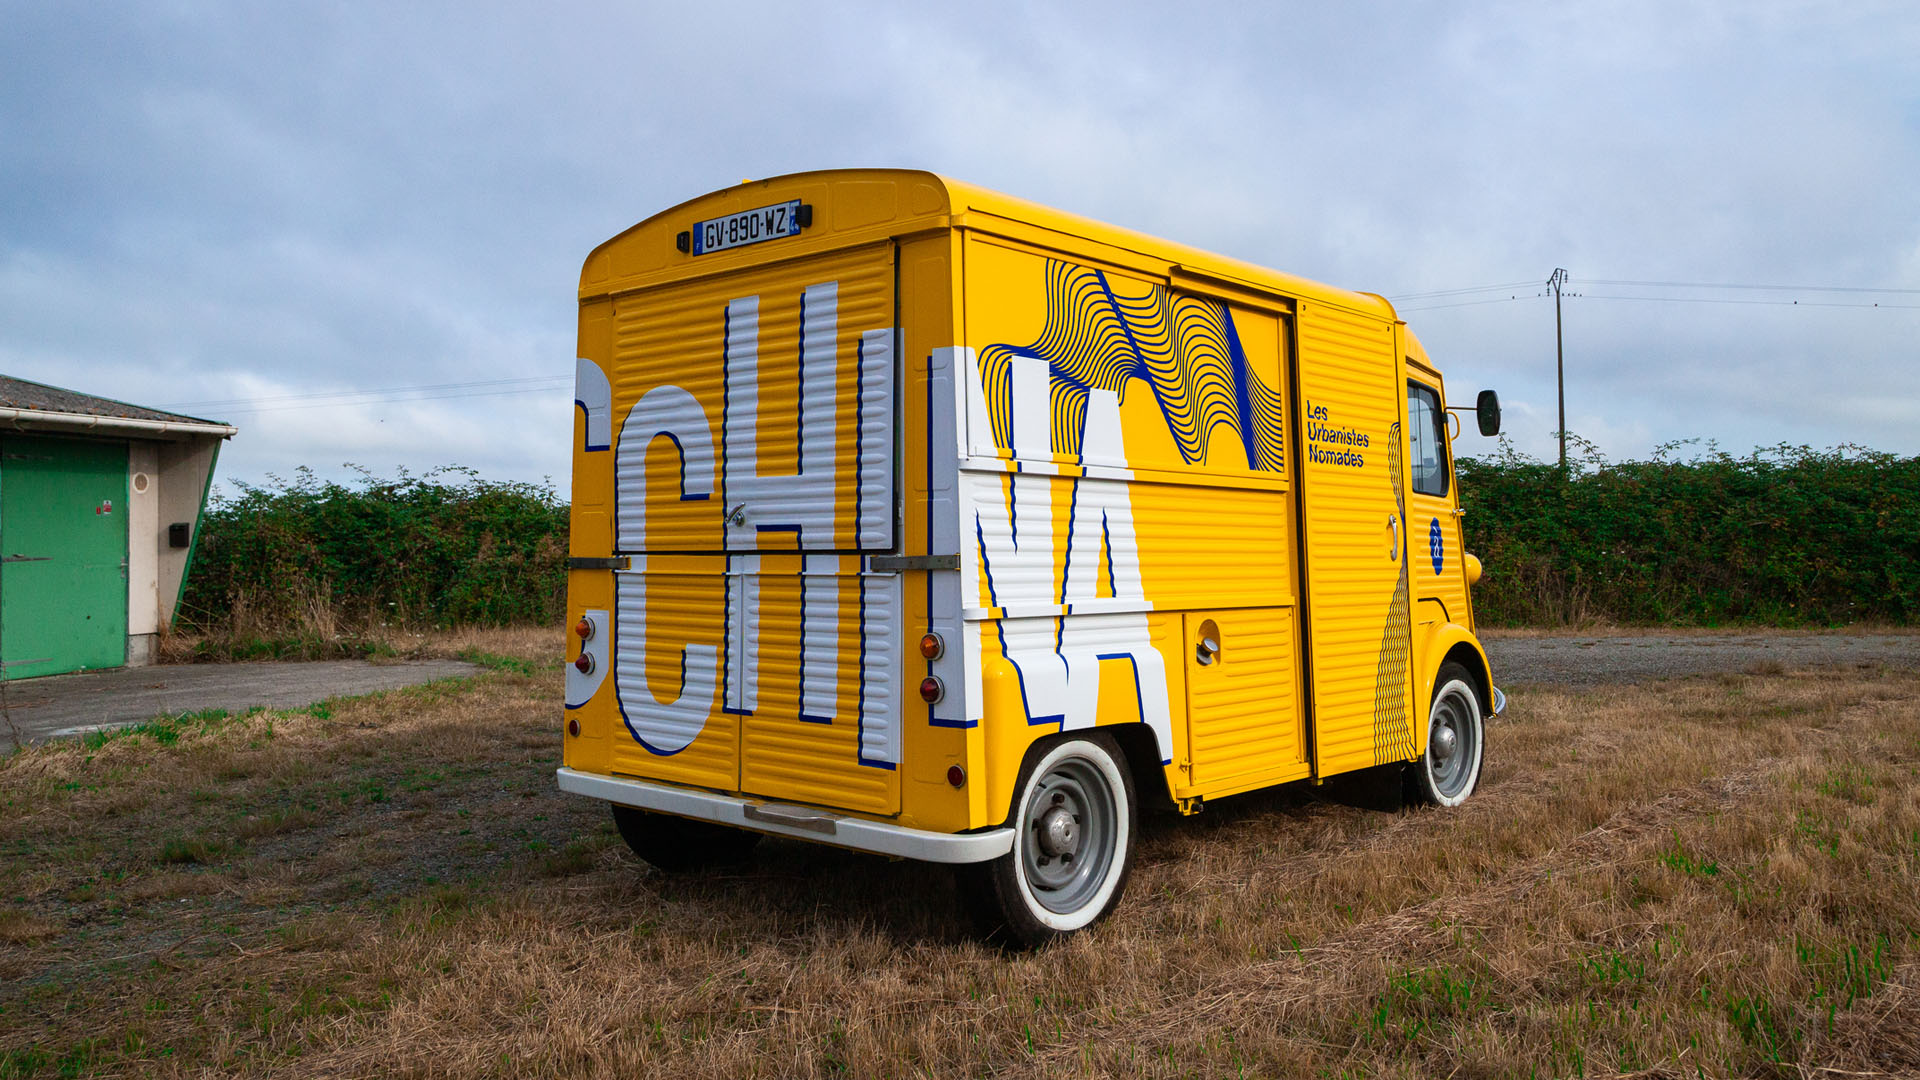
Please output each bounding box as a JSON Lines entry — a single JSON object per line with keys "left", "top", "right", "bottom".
{"left": 1407, "top": 382, "right": 1449, "bottom": 497}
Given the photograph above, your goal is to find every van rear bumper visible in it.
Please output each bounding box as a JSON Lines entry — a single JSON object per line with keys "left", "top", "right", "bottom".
{"left": 556, "top": 767, "right": 1015, "bottom": 864}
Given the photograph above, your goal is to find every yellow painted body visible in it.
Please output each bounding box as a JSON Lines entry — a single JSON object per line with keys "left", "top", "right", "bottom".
{"left": 565, "top": 170, "right": 1494, "bottom": 841}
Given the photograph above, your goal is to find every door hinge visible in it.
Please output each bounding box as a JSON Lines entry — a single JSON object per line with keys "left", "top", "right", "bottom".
{"left": 567, "top": 556, "right": 630, "bottom": 571}
{"left": 868, "top": 554, "right": 958, "bottom": 572}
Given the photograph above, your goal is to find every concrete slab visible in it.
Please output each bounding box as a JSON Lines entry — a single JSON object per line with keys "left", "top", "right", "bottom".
{"left": 0, "top": 659, "right": 483, "bottom": 750}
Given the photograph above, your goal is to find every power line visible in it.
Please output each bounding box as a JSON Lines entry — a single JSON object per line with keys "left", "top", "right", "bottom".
{"left": 208, "top": 382, "right": 573, "bottom": 416}
{"left": 1396, "top": 294, "right": 1542, "bottom": 313}
{"left": 1577, "top": 293, "right": 1920, "bottom": 310}
{"left": 1386, "top": 280, "right": 1540, "bottom": 301}
{"left": 1582, "top": 278, "right": 1920, "bottom": 295}
{"left": 162, "top": 375, "right": 569, "bottom": 411}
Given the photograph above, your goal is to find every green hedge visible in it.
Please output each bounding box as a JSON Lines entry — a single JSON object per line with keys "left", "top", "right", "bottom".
{"left": 181, "top": 444, "right": 1919, "bottom": 634}
{"left": 1457, "top": 441, "right": 1920, "bottom": 626}
{"left": 181, "top": 466, "right": 568, "bottom": 631}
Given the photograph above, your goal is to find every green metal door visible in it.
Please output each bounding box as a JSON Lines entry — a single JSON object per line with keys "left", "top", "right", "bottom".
{"left": 1, "top": 436, "right": 128, "bottom": 679}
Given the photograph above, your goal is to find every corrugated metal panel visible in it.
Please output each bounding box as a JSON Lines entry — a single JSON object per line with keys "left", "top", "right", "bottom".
{"left": 1297, "top": 304, "right": 1414, "bottom": 776}
{"left": 608, "top": 243, "right": 896, "bottom": 554}
{"left": 602, "top": 243, "right": 902, "bottom": 813}
{"left": 739, "top": 559, "right": 900, "bottom": 814}
{"left": 1182, "top": 608, "right": 1304, "bottom": 787}
{"left": 608, "top": 561, "right": 737, "bottom": 792}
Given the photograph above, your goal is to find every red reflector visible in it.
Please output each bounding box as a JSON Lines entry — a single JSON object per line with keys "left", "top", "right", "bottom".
{"left": 574, "top": 653, "right": 594, "bottom": 675}
{"left": 919, "top": 633, "right": 944, "bottom": 660}
{"left": 567, "top": 717, "right": 581, "bottom": 738}
{"left": 919, "top": 676, "right": 944, "bottom": 703}
{"left": 946, "top": 764, "right": 965, "bottom": 788}
{"left": 575, "top": 617, "right": 594, "bottom": 641}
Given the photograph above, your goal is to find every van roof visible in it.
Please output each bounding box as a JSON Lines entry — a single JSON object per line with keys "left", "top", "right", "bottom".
{"left": 581, "top": 169, "right": 1399, "bottom": 322}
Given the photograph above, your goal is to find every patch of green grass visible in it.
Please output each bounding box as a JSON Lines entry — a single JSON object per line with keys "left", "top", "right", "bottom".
{"left": 1816, "top": 765, "right": 1877, "bottom": 805}
{"left": 78, "top": 706, "right": 275, "bottom": 752}
{"left": 156, "top": 838, "right": 225, "bottom": 865}
{"left": 1657, "top": 831, "right": 1721, "bottom": 878}
{"left": 1798, "top": 934, "right": 1892, "bottom": 1025}
{"left": 456, "top": 648, "right": 539, "bottom": 676}
{"left": 1724, "top": 993, "right": 1794, "bottom": 1063}
{"left": 0, "top": 1039, "right": 101, "bottom": 1079}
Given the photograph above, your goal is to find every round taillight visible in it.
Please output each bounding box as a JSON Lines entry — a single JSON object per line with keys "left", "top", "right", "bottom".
{"left": 919, "top": 676, "right": 944, "bottom": 703}
{"left": 566, "top": 717, "right": 581, "bottom": 738}
{"left": 946, "top": 764, "right": 965, "bottom": 788}
{"left": 574, "top": 653, "right": 594, "bottom": 675}
{"left": 919, "top": 633, "right": 944, "bottom": 660}
{"left": 575, "top": 616, "right": 594, "bottom": 641}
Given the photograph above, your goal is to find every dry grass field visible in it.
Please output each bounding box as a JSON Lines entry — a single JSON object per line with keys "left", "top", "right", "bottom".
{"left": 1, "top": 629, "right": 1917, "bottom": 1078}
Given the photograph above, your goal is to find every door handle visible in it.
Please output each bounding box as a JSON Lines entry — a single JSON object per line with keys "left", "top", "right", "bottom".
{"left": 1386, "top": 514, "right": 1401, "bottom": 561}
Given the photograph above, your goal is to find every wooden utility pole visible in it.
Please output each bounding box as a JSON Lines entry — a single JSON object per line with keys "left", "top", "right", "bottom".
{"left": 1548, "top": 268, "right": 1569, "bottom": 472}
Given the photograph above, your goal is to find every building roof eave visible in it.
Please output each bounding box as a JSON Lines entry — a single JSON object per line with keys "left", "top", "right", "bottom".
{"left": 0, "top": 408, "right": 238, "bottom": 440}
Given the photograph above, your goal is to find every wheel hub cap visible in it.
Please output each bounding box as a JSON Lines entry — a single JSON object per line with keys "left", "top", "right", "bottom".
{"left": 1037, "top": 806, "right": 1079, "bottom": 857}
{"left": 1431, "top": 723, "right": 1458, "bottom": 762}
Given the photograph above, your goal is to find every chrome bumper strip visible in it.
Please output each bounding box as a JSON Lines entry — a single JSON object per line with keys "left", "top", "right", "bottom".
{"left": 556, "top": 767, "right": 1013, "bottom": 864}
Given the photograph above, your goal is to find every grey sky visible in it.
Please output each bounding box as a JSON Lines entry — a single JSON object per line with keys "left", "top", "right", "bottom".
{"left": 3, "top": 2, "right": 1916, "bottom": 495}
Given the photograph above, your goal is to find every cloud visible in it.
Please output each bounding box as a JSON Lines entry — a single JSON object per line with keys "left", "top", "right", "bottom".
{"left": 1, "top": 0, "right": 1916, "bottom": 493}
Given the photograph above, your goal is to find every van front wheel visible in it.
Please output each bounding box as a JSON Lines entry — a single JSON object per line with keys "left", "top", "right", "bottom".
{"left": 1410, "top": 662, "right": 1485, "bottom": 807}
{"left": 961, "top": 734, "right": 1136, "bottom": 947}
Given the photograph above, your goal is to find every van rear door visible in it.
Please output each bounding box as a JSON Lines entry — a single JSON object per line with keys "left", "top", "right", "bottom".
{"left": 606, "top": 242, "right": 902, "bottom": 815}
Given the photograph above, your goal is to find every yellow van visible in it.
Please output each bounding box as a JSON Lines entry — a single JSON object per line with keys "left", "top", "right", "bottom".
{"left": 558, "top": 170, "right": 1504, "bottom": 944}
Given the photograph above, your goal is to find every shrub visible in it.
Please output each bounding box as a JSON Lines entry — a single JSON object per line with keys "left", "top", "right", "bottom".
{"left": 1458, "top": 439, "right": 1920, "bottom": 626}
{"left": 181, "top": 466, "right": 568, "bottom": 637}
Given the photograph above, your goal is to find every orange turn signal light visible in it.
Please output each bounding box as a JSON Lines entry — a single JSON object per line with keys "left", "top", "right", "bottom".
{"left": 575, "top": 616, "right": 594, "bottom": 641}
{"left": 919, "top": 633, "right": 944, "bottom": 660}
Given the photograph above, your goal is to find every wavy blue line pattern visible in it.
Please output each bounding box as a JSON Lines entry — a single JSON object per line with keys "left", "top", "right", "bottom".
{"left": 979, "top": 261, "right": 1287, "bottom": 469}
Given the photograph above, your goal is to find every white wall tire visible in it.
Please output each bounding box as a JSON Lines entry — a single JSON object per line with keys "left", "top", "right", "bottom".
{"left": 1411, "top": 662, "right": 1485, "bottom": 808}
{"left": 960, "top": 734, "right": 1136, "bottom": 947}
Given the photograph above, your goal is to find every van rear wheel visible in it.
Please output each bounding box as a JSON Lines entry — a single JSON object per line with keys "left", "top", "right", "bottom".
{"left": 1409, "top": 661, "right": 1485, "bottom": 807}
{"left": 609, "top": 804, "right": 762, "bottom": 872}
{"left": 960, "top": 734, "right": 1136, "bottom": 948}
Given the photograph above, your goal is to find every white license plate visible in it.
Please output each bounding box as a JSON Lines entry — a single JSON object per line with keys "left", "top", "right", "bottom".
{"left": 692, "top": 200, "right": 804, "bottom": 255}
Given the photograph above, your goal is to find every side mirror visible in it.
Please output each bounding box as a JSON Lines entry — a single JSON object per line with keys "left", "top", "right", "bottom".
{"left": 1475, "top": 390, "right": 1502, "bottom": 437}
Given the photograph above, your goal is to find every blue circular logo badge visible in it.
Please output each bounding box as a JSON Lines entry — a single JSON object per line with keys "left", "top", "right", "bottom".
{"left": 1429, "top": 518, "right": 1444, "bottom": 575}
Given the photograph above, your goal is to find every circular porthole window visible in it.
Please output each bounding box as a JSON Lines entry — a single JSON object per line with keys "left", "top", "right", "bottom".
{"left": 132, "top": 472, "right": 151, "bottom": 494}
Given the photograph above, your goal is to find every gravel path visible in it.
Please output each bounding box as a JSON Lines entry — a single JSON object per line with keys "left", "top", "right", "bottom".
{"left": 1483, "top": 632, "right": 1919, "bottom": 688}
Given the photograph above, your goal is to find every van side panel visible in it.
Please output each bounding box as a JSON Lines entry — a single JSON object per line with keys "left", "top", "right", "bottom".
{"left": 957, "top": 236, "right": 1309, "bottom": 816}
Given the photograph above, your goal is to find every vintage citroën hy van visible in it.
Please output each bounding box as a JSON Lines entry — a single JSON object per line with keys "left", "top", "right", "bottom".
{"left": 558, "top": 170, "right": 1504, "bottom": 944}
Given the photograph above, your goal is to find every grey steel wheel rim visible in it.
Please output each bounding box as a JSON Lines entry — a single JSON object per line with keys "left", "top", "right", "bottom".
{"left": 1020, "top": 756, "right": 1117, "bottom": 915}
{"left": 1427, "top": 685, "right": 1479, "bottom": 799}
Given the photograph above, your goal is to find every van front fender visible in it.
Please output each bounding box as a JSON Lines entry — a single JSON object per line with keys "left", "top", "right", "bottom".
{"left": 1418, "top": 623, "right": 1495, "bottom": 721}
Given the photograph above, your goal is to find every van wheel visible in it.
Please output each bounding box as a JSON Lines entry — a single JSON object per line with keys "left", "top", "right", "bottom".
{"left": 1410, "top": 662, "right": 1485, "bottom": 807}
{"left": 609, "top": 805, "right": 761, "bottom": 872}
{"left": 960, "top": 734, "right": 1136, "bottom": 948}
